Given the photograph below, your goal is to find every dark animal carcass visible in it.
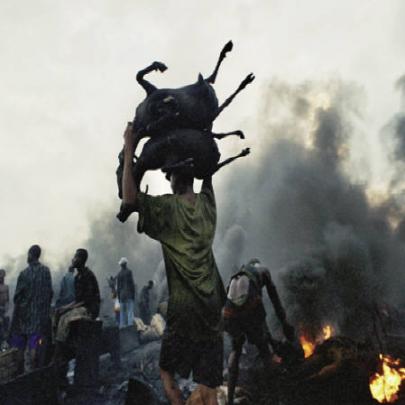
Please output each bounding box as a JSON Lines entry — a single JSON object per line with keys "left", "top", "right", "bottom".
{"left": 116, "top": 41, "right": 254, "bottom": 221}
{"left": 133, "top": 41, "right": 253, "bottom": 136}
{"left": 116, "top": 128, "right": 250, "bottom": 200}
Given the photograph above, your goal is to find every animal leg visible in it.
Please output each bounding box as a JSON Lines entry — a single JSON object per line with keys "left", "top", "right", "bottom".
{"left": 206, "top": 41, "right": 233, "bottom": 84}
{"left": 212, "top": 130, "right": 245, "bottom": 140}
{"left": 214, "top": 73, "right": 255, "bottom": 119}
{"left": 136, "top": 61, "right": 167, "bottom": 95}
{"left": 214, "top": 148, "right": 250, "bottom": 173}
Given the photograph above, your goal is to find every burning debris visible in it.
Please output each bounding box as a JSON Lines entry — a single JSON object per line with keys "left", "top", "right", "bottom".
{"left": 299, "top": 324, "right": 335, "bottom": 358}
{"left": 369, "top": 354, "right": 405, "bottom": 403}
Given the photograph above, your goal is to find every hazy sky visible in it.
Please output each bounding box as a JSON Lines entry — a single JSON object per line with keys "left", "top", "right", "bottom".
{"left": 1, "top": 0, "right": 405, "bottom": 267}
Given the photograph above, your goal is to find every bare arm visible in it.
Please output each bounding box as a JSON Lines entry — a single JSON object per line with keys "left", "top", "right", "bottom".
{"left": 263, "top": 271, "right": 286, "bottom": 323}
{"left": 122, "top": 122, "right": 141, "bottom": 207}
{"left": 263, "top": 270, "right": 296, "bottom": 341}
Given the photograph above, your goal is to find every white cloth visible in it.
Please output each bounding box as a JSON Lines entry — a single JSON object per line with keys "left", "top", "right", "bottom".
{"left": 227, "top": 275, "right": 250, "bottom": 306}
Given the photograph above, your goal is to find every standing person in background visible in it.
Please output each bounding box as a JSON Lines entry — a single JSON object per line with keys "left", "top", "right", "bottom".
{"left": 53, "top": 248, "right": 100, "bottom": 364}
{"left": 116, "top": 257, "right": 135, "bottom": 328}
{"left": 0, "top": 269, "right": 10, "bottom": 345}
{"left": 56, "top": 265, "right": 75, "bottom": 308}
{"left": 10, "top": 245, "right": 53, "bottom": 373}
{"left": 140, "top": 280, "right": 154, "bottom": 325}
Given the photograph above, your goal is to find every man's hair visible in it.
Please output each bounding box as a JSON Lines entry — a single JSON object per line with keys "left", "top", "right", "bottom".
{"left": 148, "top": 280, "right": 154, "bottom": 287}
{"left": 166, "top": 167, "right": 194, "bottom": 186}
{"left": 118, "top": 257, "right": 128, "bottom": 266}
{"left": 76, "top": 248, "right": 88, "bottom": 263}
{"left": 0, "top": 269, "right": 5, "bottom": 277}
{"left": 28, "top": 245, "right": 41, "bottom": 259}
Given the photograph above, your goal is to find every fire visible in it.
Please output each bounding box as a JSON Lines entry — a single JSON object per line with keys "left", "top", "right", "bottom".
{"left": 300, "top": 324, "right": 334, "bottom": 358}
{"left": 300, "top": 335, "right": 316, "bottom": 358}
{"left": 369, "top": 354, "right": 405, "bottom": 403}
{"left": 322, "top": 324, "right": 333, "bottom": 340}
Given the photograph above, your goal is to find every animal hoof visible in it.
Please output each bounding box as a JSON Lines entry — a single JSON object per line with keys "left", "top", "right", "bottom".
{"left": 152, "top": 61, "right": 167, "bottom": 72}
{"left": 241, "top": 148, "right": 250, "bottom": 156}
{"left": 236, "top": 130, "right": 245, "bottom": 139}
{"left": 244, "top": 73, "right": 255, "bottom": 84}
{"left": 223, "top": 40, "right": 233, "bottom": 54}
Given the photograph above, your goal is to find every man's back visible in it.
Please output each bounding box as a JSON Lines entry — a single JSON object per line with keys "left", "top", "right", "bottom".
{"left": 137, "top": 185, "right": 225, "bottom": 339}
{"left": 117, "top": 267, "right": 135, "bottom": 302}
{"left": 13, "top": 262, "right": 52, "bottom": 335}
{"left": 74, "top": 267, "right": 100, "bottom": 319}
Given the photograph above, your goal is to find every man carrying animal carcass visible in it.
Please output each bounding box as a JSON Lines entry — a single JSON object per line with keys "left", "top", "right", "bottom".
{"left": 121, "top": 122, "right": 226, "bottom": 405}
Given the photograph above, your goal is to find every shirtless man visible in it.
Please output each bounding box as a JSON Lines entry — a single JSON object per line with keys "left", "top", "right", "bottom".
{"left": 224, "top": 259, "right": 295, "bottom": 405}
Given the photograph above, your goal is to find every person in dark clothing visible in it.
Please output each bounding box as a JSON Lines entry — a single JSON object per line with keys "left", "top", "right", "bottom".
{"left": 0, "top": 269, "right": 10, "bottom": 346}
{"left": 56, "top": 265, "right": 75, "bottom": 308}
{"left": 73, "top": 250, "right": 101, "bottom": 320}
{"left": 140, "top": 280, "right": 154, "bottom": 324}
{"left": 10, "top": 245, "right": 53, "bottom": 373}
{"left": 116, "top": 257, "right": 135, "bottom": 328}
{"left": 224, "top": 258, "right": 296, "bottom": 405}
{"left": 54, "top": 249, "right": 100, "bottom": 364}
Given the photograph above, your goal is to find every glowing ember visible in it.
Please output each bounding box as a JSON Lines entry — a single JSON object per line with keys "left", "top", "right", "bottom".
{"left": 300, "top": 335, "right": 316, "bottom": 358}
{"left": 299, "top": 324, "right": 334, "bottom": 358}
{"left": 322, "top": 324, "right": 333, "bottom": 340}
{"left": 369, "top": 354, "right": 405, "bottom": 403}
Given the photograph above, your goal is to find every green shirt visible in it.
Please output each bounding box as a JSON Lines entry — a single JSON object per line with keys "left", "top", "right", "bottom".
{"left": 137, "top": 184, "right": 225, "bottom": 341}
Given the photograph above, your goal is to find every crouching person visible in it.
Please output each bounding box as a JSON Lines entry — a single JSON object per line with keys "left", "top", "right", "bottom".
{"left": 53, "top": 248, "right": 100, "bottom": 368}
{"left": 224, "top": 259, "right": 295, "bottom": 405}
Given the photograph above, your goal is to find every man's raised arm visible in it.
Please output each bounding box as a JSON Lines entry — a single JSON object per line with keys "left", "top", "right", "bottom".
{"left": 118, "top": 122, "right": 142, "bottom": 221}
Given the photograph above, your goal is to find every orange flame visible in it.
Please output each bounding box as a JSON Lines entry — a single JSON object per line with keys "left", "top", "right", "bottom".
{"left": 299, "top": 324, "right": 334, "bottom": 358}
{"left": 369, "top": 354, "right": 405, "bottom": 403}
{"left": 300, "top": 335, "right": 316, "bottom": 358}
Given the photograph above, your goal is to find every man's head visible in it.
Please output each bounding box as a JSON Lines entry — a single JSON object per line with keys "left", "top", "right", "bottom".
{"left": 118, "top": 257, "right": 128, "bottom": 268}
{"left": 247, "top": 258, "right": 260, "bottom": 267}
{"left": 0, "top": 269, "right": 5, "bottom": 283}
{"left": 169, "top": 169, "right": 194, "bottom": 195}
{"left": 72, "top": 248, "right": 88, "bottom": 269}
{"left": 148, "top": 280, "right": 154, "bottom": 289}
{"left": 27, "top": 245, "right": 41, "bottom": 264}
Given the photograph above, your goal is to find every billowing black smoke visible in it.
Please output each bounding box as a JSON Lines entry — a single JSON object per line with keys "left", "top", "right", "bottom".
{"left": 214, "top": 79, "right": 405, "bottom": 339}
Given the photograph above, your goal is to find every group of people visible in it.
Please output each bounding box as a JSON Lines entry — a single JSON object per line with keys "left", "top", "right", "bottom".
{"left": 1, "top": 245, "right": 100, "bottom": 374}
{"left": 1, "top": 242, "right": 159, "bottom": 378}
{"left": 0, "top": 119, "right": 295, "bottom": 404}
{"left": 111, "top": 257, "right": 155, "bottom": 328}
{"left": 120, "top": 122, "right": 296, "bottom": 405}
